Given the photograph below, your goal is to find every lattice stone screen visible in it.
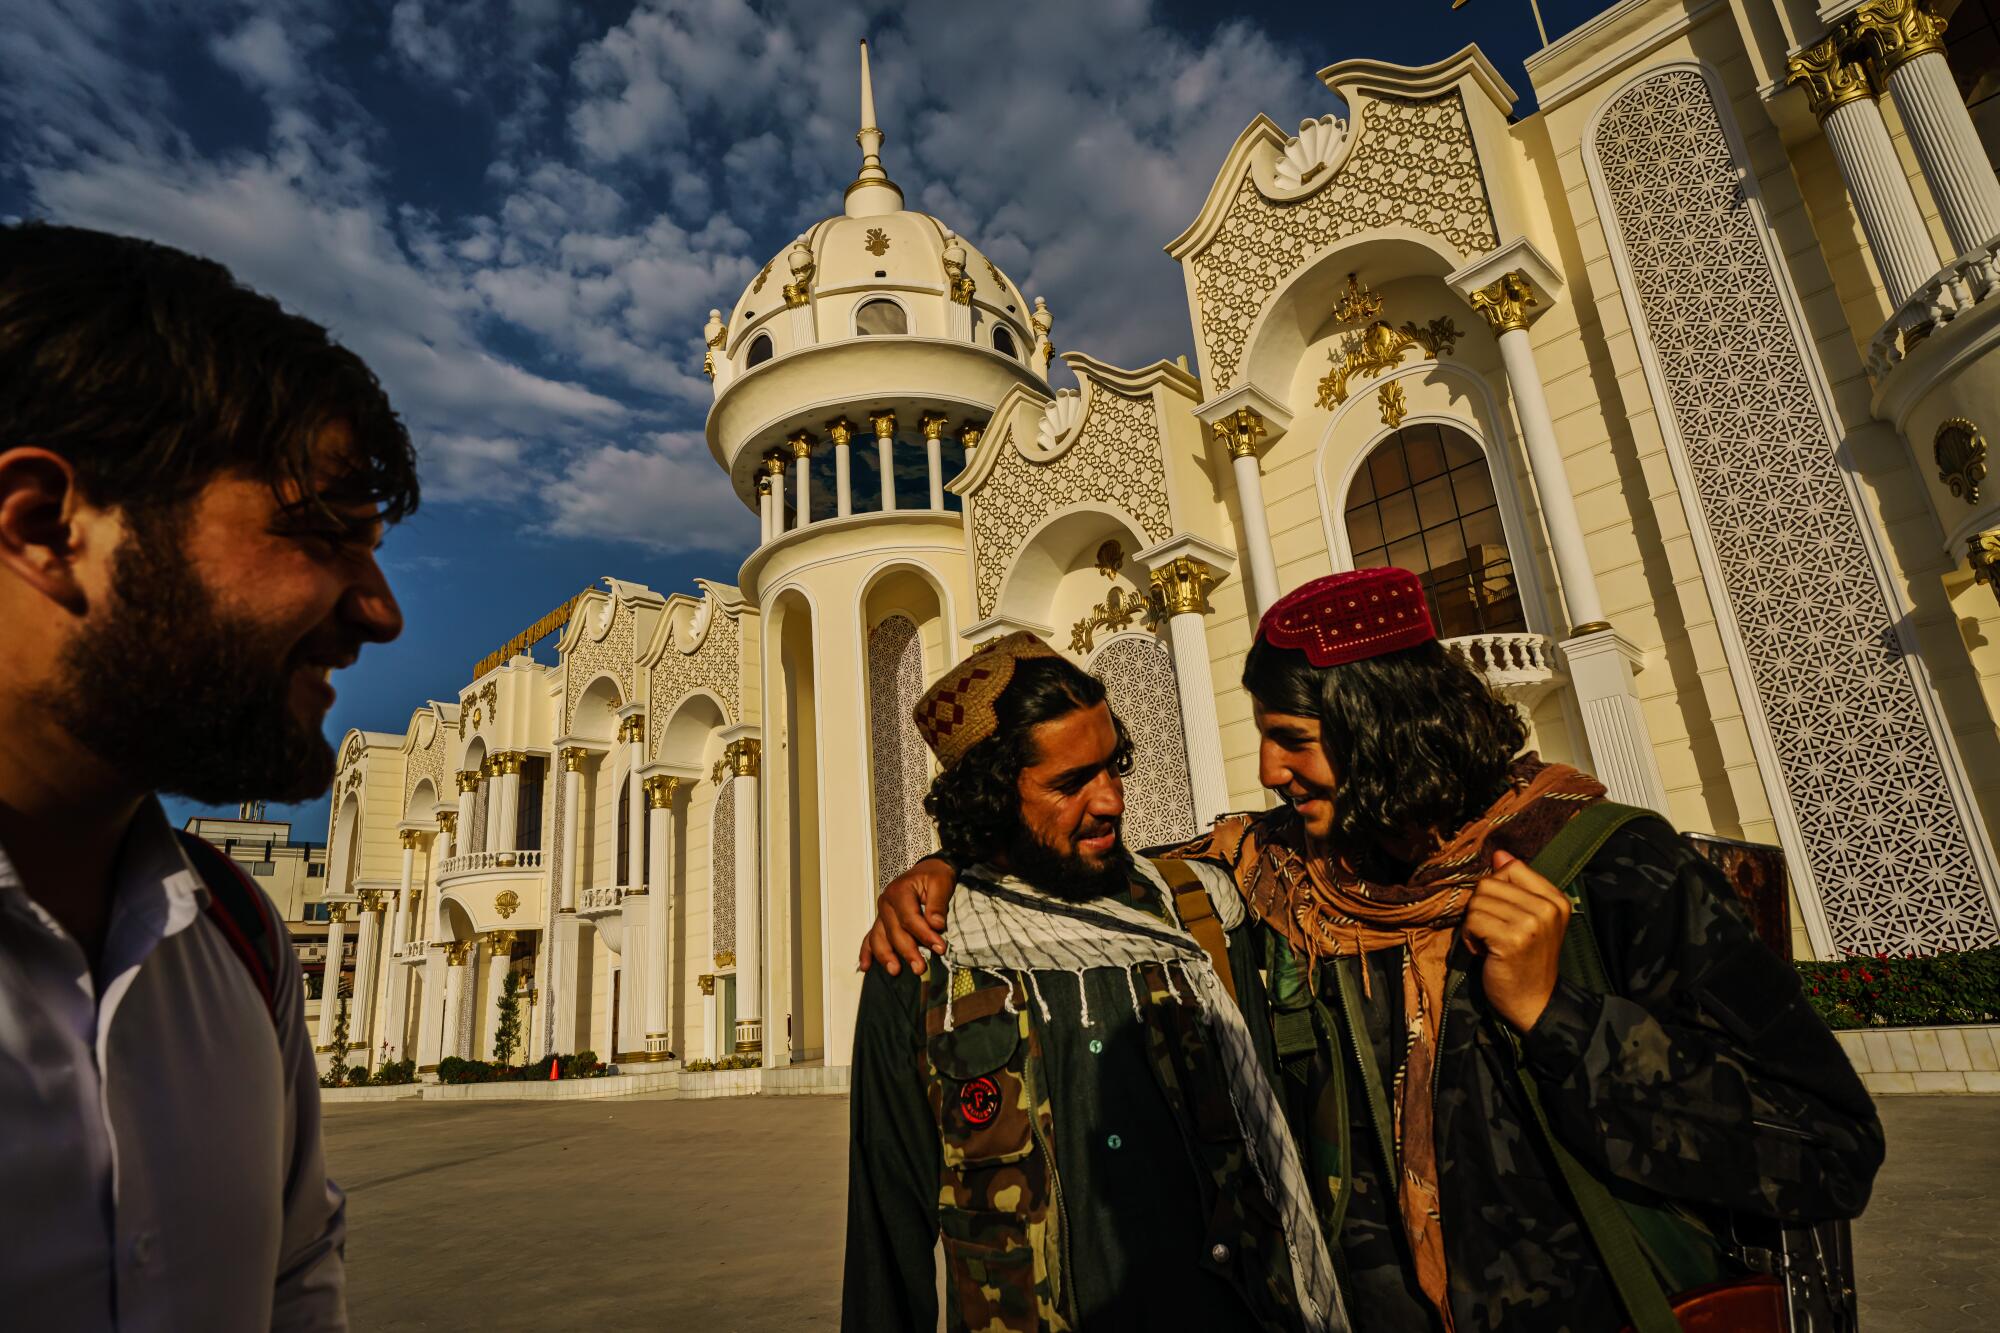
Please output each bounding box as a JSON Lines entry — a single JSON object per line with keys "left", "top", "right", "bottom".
{"left": 1591, "top": 66, "right": 1998, "bottom": 953}
{"left": 868, "top": 616, "right": 935, "bottom": 889}
{"left": 1091, "top": 635, "right": 1196, "bottom": 852}
{"left": 710, "top": 780, "right": 737, "bottom": 963}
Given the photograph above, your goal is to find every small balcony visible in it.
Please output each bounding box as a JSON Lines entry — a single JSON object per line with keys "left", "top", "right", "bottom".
{"left": 578, "top": 884, "right": 627, "bottom": 920}
{"left": 395, "top": 937, "right": 430, "bottom": 964}
{"left": 439, "top": 849, "right": 544, "bottom": 877}
{"left": 1444, "top": 631, "right": 1565, "bottom": 709}
{"left": 436, "top": 849, "right": 546, "bottom": 936}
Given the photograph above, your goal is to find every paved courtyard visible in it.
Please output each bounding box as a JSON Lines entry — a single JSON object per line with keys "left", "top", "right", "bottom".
{"left": 324, "top": 1093, "right": 1998, "bottom": 1331}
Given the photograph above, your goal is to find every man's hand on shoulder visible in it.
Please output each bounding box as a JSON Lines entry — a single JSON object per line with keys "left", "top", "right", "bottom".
{"left": 857, "top": 855, "right": 958, "bottom": 975}
{"left": 1462, "top": 848, "right": 1571, "bottom": 1033}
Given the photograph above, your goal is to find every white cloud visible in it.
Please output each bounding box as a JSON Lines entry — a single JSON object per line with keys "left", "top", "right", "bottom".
{"left": 209, "top": 14, "right": 307, "bottom": 96}
{"left": 543, "top": 432, "right": 754, "bottom": 552}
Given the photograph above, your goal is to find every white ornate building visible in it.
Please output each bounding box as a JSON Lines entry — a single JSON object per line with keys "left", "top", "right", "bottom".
{"left": 322, "top": 6, "right": 2000, "bottom": 1080}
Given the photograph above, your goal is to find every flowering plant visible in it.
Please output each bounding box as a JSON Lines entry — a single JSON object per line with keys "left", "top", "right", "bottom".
{"left": 1796, "top": 946, "right": 2000, "bottom": 1029}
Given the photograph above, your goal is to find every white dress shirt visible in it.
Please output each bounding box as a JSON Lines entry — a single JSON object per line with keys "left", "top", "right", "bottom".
{"left": 0, "top": 798, "right": 346, "bottom": 1331}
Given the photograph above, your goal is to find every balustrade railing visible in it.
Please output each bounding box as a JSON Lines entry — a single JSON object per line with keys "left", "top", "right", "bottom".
{"left": 1443, "top": 632, "right": 1564, "bottom": 701}
{"left": 1868, "top": 241, "right": 2000, "bottom": 376}
{"left": 734, "top": 1017, "right": 764, "bottom": 1054}
{"left": 437, "top": 849, "right": 545, "bottom": 878}
{"left": 579, "top": 884, "right": 626, "bottom": 914}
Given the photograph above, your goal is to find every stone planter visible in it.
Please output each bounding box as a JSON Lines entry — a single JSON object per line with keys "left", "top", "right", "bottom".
{"left": 1834, "top": 1023, "right": 2000, "bottom": 1094}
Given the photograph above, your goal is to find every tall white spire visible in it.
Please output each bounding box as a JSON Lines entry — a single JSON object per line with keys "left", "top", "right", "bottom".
{"left": 845, "top": 38, "right": 904, "bottom": 218}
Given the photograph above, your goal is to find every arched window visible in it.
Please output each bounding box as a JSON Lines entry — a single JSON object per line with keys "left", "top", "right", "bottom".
{"left": 855, "top": 298, "right": 907, "bottom": 336}
{"left": 992, "top": 325, "right": 1018, "bottom": 358}
{"left": 745, "top": 333, "right": 774, "bottom": 367}
{"left": 1345, "top": 423, "right": 1526, "bottom": 637}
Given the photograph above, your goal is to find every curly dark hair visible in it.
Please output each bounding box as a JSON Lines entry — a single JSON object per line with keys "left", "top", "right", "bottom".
{"left": 0, "top": 222, "right": 419, "bottom": 528}
{"left": 1241, "top": 636, "right": 1528, "bottom": 870}
{"left": 924, "top": 654, "right": 1135, "bottom": 868}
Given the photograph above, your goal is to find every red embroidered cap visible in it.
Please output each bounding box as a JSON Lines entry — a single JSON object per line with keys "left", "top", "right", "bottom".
{"left": 1256, "top": 567, "right": 1436, "bottom": 666}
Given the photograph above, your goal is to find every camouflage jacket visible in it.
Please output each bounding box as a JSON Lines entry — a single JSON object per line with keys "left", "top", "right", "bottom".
{"left": 1165, "top": 811, "right": 1885, "bottom": 1332}
{"left": 841, "top": 868, "right": 1309, "bottom": 1333}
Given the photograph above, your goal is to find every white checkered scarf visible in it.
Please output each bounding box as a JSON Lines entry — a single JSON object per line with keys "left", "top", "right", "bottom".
{"left": 942, "top": 860, "right": 1347, "bottom": 1333}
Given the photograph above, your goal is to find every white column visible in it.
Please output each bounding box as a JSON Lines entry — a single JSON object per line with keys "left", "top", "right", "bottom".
{"left": 483, "top": 932, "right": 515, "bottom": 1060}
{"left": 493, "top": 756, "right": 520, "bottom": 852}
{"left": 757, "top": 474, "right": 774, "bottom": 544}
{"left": 728, "top": 739, "right": 763, "bottom": 1057}
{"left": 701, "top": 975, "right": 719, "bottom": 1061}
{"left": 439, "top": 943, "right": 469, "bottom": 1062}
{"left": 830, "top": 418, "right": 855, "bottom": 517}
{"left": 1560, "top": 629, "right": 1672, "bottom": 813}
{"left": 550, "top": 747, "right": 585, "bottom": 1052}
{"left": 1213, "top": 410, "right": 1282, "bottom": 619}
{"left": 381, "top": 941, "right": 412, "bottom": 1062}
{"left": 1790, "top": 38, "right": 1940, "bottom": 305}
{"left": 644, "top": 776, "right": 678, "bottom": 1058}
{"left": 921, "top": 412, "right": 948, "bottom": 510}
{"left": 1472, "top": 281, "right": 1606, "bottom": 631}
{"left": 315, "top": 907, "right": 348, "bottom": 1050}
{"left": 872, "top": 411, "right": 897, "bottom": 511}
{"left": 622, "top": 720, "right": 646, "bottom": 887}
{"left": 392, "top": 833, "right": 415, "bottom": 953}
{"left": 789, "top": 432, "right": 815, "bottom": 530}
{"left": 1882, "top": 48, "right": 2000, "bottom": 257}
{"left": 414, "top": 948, "right": 443, "bottom": 1070}
{"left": 616, "top": 910, "right": 646, "bottom": 1059}
{"left": 764, "top": 454, "right": 787, "bottom": 533}
{"left": 1150, "top": 555, "right": 1233, "bottom": 831}
{"left": 559, "top": 750, "right": 583, "bottom": 910}
{"left": 455, "top": 771, "right": 477, "bottom": 853}
{"left": 349, "top": 894, "right": 383, "bottom": 1057}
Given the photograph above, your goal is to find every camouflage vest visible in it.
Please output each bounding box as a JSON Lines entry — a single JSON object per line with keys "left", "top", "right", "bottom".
{"left": 921, "top": 966, "right": 1071, "bottom": 1332}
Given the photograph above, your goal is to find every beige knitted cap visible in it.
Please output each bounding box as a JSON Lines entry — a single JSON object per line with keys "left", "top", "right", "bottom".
{"left": 912, "top": 631, "right": 1063, "bottom": 769}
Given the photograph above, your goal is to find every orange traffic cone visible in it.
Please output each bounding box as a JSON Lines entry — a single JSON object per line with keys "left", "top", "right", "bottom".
{"left": 549, "top": 1056, "right": 560, "bottom": 1081}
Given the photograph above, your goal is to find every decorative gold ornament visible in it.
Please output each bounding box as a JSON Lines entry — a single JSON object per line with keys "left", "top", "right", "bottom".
{"left": 755, "top": 473, "right": 771, "bottom": 498}
{"left": 1970, "top": 529, "right": 2000, "bottom": 601}
{"left": 750, "top": 260, "right": 772, "bottom": 294}
{"left": 456, "top": 769, "right": 481, "bottom": 794}
{"left": 486, "top": 929, "right": 517, "bottom": 957}
{"left": 760, "top": 452, "right": 787, "bottom": 478}
{"left": 326, "top": 902, "right": 350, "bottom": 925}
{"left": 1468, "top": 270, "right": 1539, "bottom": 334}
{"left": 1150, "top": 556, "right": 1216, "bottom": 617}
{"left": 713, "top": 949, "right": 737, "bottom": 968}
{"left": 863, "top": 227, "right": 890, "bottom": 256}
{"left": 644, "top": 774, "right": 682, "bottom": 809}
{"left": 360, "top": 890, "right": 386, "bottom": 913}
{"left": 784, "top": 279, "right": 810, "bottom": 308}
{"left": 825, "top": 416, "right": 856, "bottom": 447}
{"left": 1333, "top": 272, "right": 1385, "bottom": 325}
{"left": 1095, "top": 540, "right": 1125, "bottom": 580}
{"left": 1935, "top": 418, "right": 1987, "bottom": 504}
{"left": 1214, "top": 407, "right": 1267, "bottom": 460}
{"left": 702, "top": 308, "right": 727, "bottom": 382}
{"left": 444, "top": 940, "right": 473, "bottom": 965}
{"left": 698, "top": 973, "right": 716, "bottom": 996}
{"left": 1786, "top": 35, "right": 1875, "bottom": 118}
{"left": 986, "top": 257, "right": 1006, "bottom": 288}
{"left": 1069, "top": 585, "right": 1147, "bottom": 654}
{"left": 437, "top": 810, "right": 458, "bottom": 835}
{"left": 920, "top": 412, "right": 950, "bottom": 441}
{"left": 959, "top": 422, "right": 983, "bottom": 450}
{"left": 617, "top": 714, "right": 646, "bottom": 745}
{"left": 469, "top": 706, "right": 482, "bottom": 728}
{"left": 870, "top": 408, "right": 898, "bottom": 439}
{"left": 783, "top": 236, "right": 814, "bottom": 307}
{"left": 1378, "top": 381, "right": 1409, "bottom": 429}
{"left": 560, "top": 746, "right": 589, "bottom": 773}
{"left": 787, "top": 430, "right": 816, "bottom": 460}
{"left": 942, "top": 232, "right": 975, "bottom": 305}
{"left": 710, "top": 758, "right": 729, "bottom": 786}
{"left": 726, "top": 738, "right": 762, "bottom": 778}
{"left": 1853, "top": 0, "right": 1949, "bottom": 72}
{"left": 494, "top": 890, "right": 520, "bottom": 920}
{"left": 399, "top": 829, "right": 423, "bottom": 850}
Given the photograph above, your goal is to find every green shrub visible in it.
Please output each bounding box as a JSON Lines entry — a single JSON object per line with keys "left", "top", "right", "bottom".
{"left": 1797, "top": 945, "right": 2000, "bottom": 1029}
{"left": 371, "top": 1059, "right": 417, "bottom": 1086}
{"left": 684, "top": 1054, "right": 759, "bottom": 1072}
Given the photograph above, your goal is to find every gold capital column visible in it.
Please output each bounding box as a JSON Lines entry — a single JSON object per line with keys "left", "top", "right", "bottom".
{"left": 1787, "top": 31, "right": 1941, "bottom": 306}
{"left": 349, "top": 889, "right": 388, "bottom": 1057}
{"left": 454, "top": 768, "right": 481, "bottom": 857}
{"left": 787, "top": 431, "right": 817, "bottom": 529}
{"left": 436, "top": 809, "right": 457, "bottom": 859}
{"left": 761, "top": 452, "right": 789, "bottom": 538}
{"left": 482, "top": 930, "right": 518, "bottom": 1061}
{"left": 959, "top": 422, "right": 983, "bottom": 454}
{"left": 826, "top": 417, "right": 857, "bottom": 517}
{"left": 1856, "top": 0, "right": 2000, "bottom": 258}
{"left": 1146, "top": 551, "right": 1232, "bottom": 829}
{"left": 439, "top": 939, "right": 472, "bottom": 1063}
{"left": 724, "top": 736, "right": 763, "bottom": 1057}
{"left": 618, "top": 717, "right": 647, "bottom": 890}
{"left": 1971, "top": 530, "right": 2000, "bottom": 610}
{"left": 871, "top": 409, "right": 899, "bottom": 511}
{"left": 314, "top": 902, "right": 351, "bottom": 1051}
{"left": 920, "top": 412, "right": 951, "bottom": 510}
{"left": 640, "top": 775, "right": 682, "bottom": 1058}
{"left": 755, "top": 472, "right": 774, "bottom": 544}
{"left": 1215, "top": 408, "right": 1280, "bottom": 618}
{"left": 548, "top": 745, "right": 589, "bottom": 1055}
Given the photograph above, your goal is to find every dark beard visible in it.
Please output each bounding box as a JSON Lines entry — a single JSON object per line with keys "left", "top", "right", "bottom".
{"left": 1003, "top": 821, "right": 1133, "bottom": 902}
{"left": 36, "top": 508, "right": 335, "bottom": 804}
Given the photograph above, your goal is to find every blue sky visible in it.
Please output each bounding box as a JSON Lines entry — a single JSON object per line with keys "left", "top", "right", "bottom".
{"left": 2, "top": 0, "right": 1608, "bottom": 844}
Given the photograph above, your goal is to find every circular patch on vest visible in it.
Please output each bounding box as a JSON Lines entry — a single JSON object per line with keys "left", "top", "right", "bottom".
{"left": 959, "top": 1075, "right": 1001, "bottom": 1126}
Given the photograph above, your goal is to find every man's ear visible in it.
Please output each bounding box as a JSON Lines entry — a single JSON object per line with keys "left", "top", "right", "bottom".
{"left": 0, "top": 447, "right": 95, "bottom": 615}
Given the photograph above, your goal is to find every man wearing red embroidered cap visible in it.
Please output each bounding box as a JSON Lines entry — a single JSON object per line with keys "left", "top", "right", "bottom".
{"left": 862, "top": 568, "right": 1881, "bottom": 1333}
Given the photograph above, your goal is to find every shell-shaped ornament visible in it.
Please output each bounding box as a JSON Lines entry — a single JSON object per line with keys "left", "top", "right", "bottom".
{"left": 1035, "top": 388, "right": 1084, "bottom": 455}
{"left": 1274, "top": 115, "right": 1349, "bottom": 193}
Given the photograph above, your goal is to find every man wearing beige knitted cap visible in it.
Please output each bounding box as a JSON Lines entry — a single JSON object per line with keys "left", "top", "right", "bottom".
{"left": 840, "top": 632, "right": 1343, "bottom": 1333}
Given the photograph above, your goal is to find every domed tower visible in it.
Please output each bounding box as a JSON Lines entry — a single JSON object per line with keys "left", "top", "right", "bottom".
{"left": 704, "top": 41, "right": 1055, "bottom": 1069}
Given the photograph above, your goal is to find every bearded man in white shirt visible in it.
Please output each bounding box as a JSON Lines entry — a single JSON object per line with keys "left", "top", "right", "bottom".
{"left": 0, "top": 222, "right": 416, "bottom": 1331}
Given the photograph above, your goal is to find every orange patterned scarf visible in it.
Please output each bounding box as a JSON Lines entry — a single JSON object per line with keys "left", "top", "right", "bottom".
{"left": 1233, "top": 756, "right": 1606, "bottom": 1330}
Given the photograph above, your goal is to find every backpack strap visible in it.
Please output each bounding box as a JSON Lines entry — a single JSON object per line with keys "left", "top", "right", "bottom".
{"left": 1515, "top": 801, "right": 1681, "bottom": 1333}
{"left": 1148, "top": 856, "right": 1237, "bottom": 1004}
{"left": 176, "top": 831, "right": 282, "bottom": 1026}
